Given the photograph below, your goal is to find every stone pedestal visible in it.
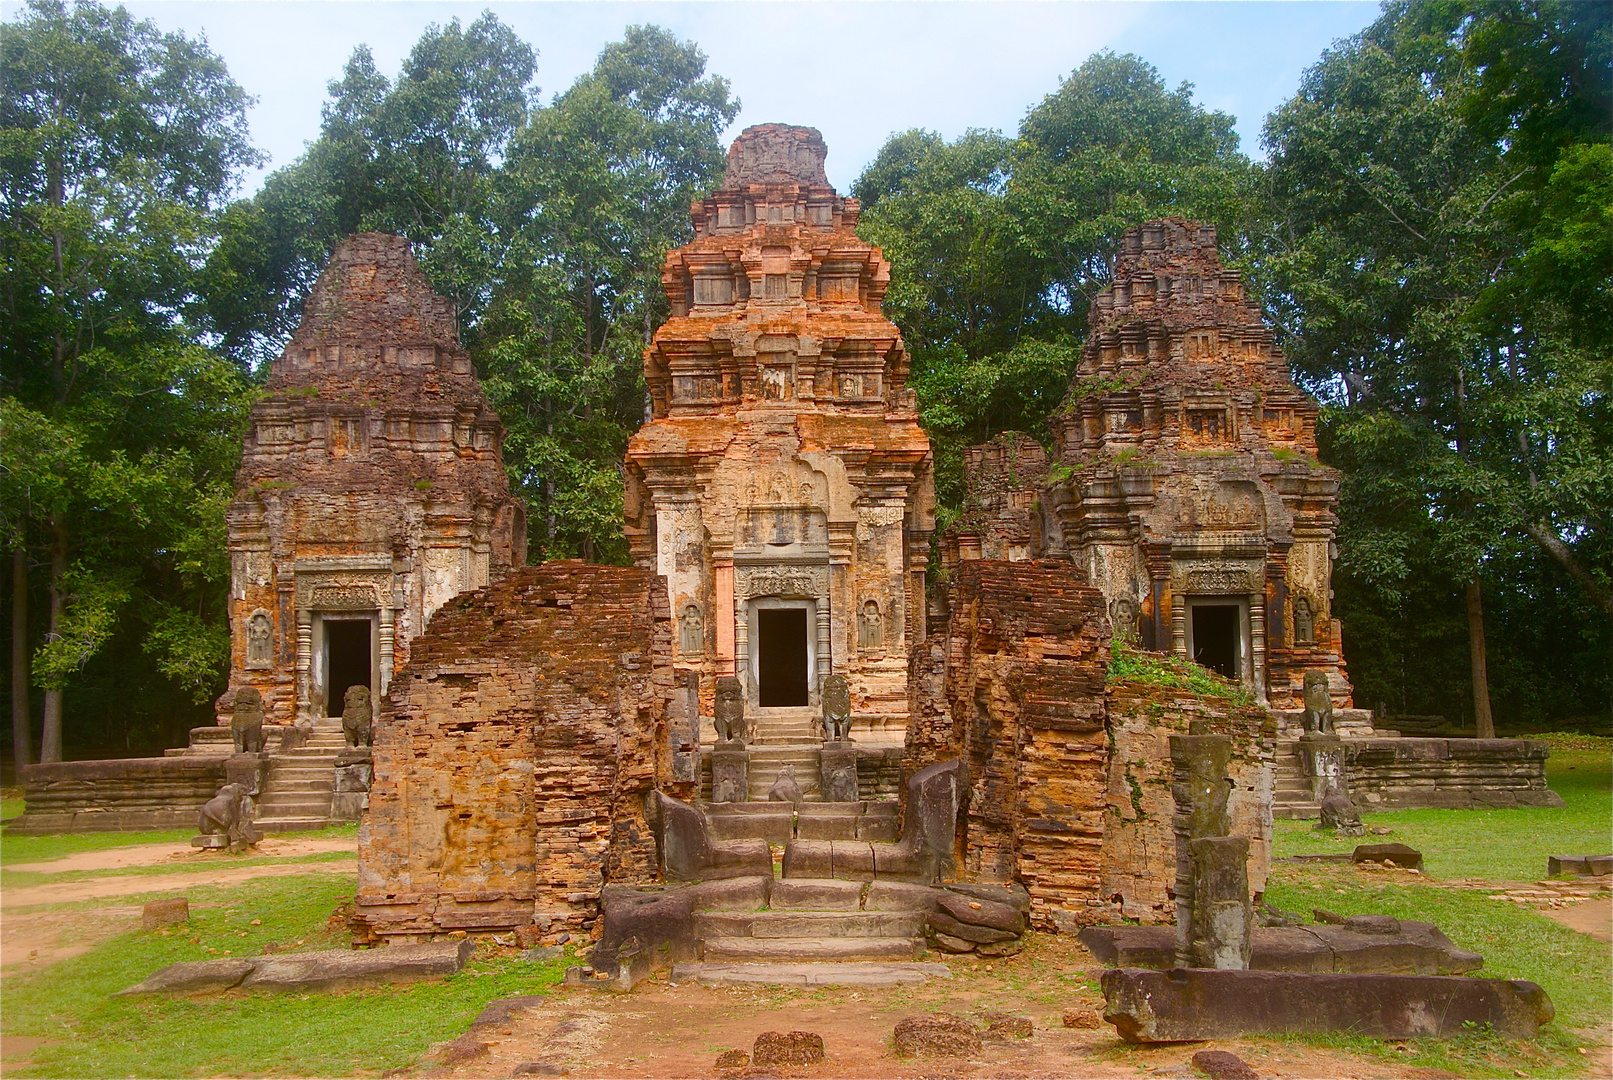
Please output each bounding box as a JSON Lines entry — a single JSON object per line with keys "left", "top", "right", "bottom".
{"left": 711, "top": 743, "right": 749, "bottom": 804}
{"left": 225, "top": 752, "right": 266, "bottom": 797}
{"left": 1186, "top": 835, "right": 1253, "bottom": 969}
{"left": 1297, "top": 731, "right": 1344, "bottom": 802}
{"left": 1170, "top": 734, "right": 1251, "bottom": 970}
{"left": 820, "top": 743, "right": 859, "bottom": 803}
{"left": 190, "top": 834, "right": 229, "bottom": 850}
{"left": 330, "top": 748, "right": 373, "bottom": 820}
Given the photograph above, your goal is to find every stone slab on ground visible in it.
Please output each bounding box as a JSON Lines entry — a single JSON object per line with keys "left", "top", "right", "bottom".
{"left": 118, "top": 940, "right": 474, "bottom": 995}
{"left": 116, "top": 957, "right": 254, "bottom": 995}
{"left": 1080, "top": 919, "right": 1481, "bottom": 975}
{"left": 1101, "top": 967, "right": 1553, "bottom": 1042}
{"left": 1352, "top": 843, "right": 1423, "bottom": 869}
{"left": 1548, "top": 854, "right": 1613, "bottom": 877}
{"left": 670, "top": 961, "right": 951, "bottom": 987}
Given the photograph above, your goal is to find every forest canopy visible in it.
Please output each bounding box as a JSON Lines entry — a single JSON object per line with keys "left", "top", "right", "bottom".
{"left": 2, "top": 0, "right": 1607, "bottom": 763}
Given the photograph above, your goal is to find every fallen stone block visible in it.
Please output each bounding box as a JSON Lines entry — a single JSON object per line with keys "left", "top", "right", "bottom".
{"left": 1080, "top": 918, "right": 1482, "bottom": 976}
{"left": 1062, "top": 1007, "right": 1102, "bottom": 1029}
{"left": 116, "top": 957, "right": 254, "bottom": 995}
{"left": 1192, "top": 1049, "right": 1258, "bottom": 1079}
{"left": 1548, "top": 854, "right": 1613, "bottom": 877}
{"left": 142, "top": 896, "right": 189, "bottom": 931}
{"left": 978, "top": 1011, "right": 1033, "bottom": 1039}
{"left": 892, "top": 1014, "right": 982, "bottom": 1058}
{"left": 1353, "top": 843, "right": 1423, "bottom": 870}
{"left": 943, "top": 881, "right": 1031, "bottom": 913}
{"left": 241, "top": 940, "right": 474, "bottom": 992}
{"left": 752, "top": 1031, "right": 824, "bottom": 1067}
{"left": 713, "top": 1049, "right": 749, "bottom": 1070}
{"left": 1101, "top": 968, "right": 1553, "bottom": 1042}
{"left": 936, "top": 891, "right": 1023, "bottom": 933}
{"left": 927, "top": 911, "right": 1016, "bottom": 944}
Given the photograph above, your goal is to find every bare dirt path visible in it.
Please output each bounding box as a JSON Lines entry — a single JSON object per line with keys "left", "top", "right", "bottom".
{"left": 4, "top": 834, "right": 354, "bottom": 875}
{"left": 421, "top": 941, "right": 1499, "bottom": 1080}
{"left": 0, "top": 836, "right": 357, "bottom": 979}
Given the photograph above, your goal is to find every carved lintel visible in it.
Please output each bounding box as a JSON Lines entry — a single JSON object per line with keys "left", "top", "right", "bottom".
{"left": 735, "top": 564, "right": 828, "bottom": 599}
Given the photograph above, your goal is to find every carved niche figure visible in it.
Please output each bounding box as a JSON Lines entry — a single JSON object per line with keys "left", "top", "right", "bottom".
{"left": 858, "top": 600, "right": 882, "bottom": 650}
{"left": 1109, "top": 596, "right": 1139, "bottom": 643}
{"left": 1301, "top": 670, "right": 1334, "bottom": 735}
{"left": 1293, "top": 596, "right": 1315, "bottom": 645}
{"left": 342, "top": 685, "right": 373, "bottom": 748}
{"left": 678, "top": 603, "right": 703, "bottom": 655}
{"left": 197, "top": 782, "right": 261, "bottom": 848}
{"left": 231, "top": 686, "right": 266, "bottom": 754}
{"left": 713, "top": 675, "right": 746, "bottom": 744}
{"left": 821, "top": 674, "right": 853, "bottom": 742}
{"left": 245, "top": 611, "right": 273, "bottom": 668}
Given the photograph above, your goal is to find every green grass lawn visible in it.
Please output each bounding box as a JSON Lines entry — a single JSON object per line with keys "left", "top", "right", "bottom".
{"left": 3, "top": 873, "right": 570, "bottom": 1078}
{"left": 1274, "top": 743, "right": 1612, "bottom": 881}
{"left": 1265, "top": 736, "right": 1612, "bottom": 1078}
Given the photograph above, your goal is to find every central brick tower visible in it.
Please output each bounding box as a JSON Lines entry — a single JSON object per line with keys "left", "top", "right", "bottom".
{"left": 625, "top": 125, "right": 934, "bottom": 741}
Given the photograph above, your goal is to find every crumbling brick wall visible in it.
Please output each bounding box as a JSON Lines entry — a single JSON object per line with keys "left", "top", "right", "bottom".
{"left": 1102, "top": 680, "right": 1275, "bottom": 924}
{"left": 909, "top": 560, "right": 1110, "bottom": 931}
{"left": 356, "top": 561, "right": 671, "bottom": 940}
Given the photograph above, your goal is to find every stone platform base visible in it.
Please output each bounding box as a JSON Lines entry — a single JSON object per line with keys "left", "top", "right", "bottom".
{"left": 1080, "top": 917, "right": 1482, "bottom": 975}
{"left": 1274, "top": 737, "right": 1563, "bottom": 819}
{"left": 671, "top": 961, "right": 951, "bottom": 987}
{"left": 8, "top": 756, "right": 229, "bottom": 834}
{"left": 1102, "top": 967, "right": 1553, "bottom": 1042}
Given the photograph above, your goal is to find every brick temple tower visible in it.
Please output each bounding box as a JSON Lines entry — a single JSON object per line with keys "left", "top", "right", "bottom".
{"left": 625, "top": 125, "right": 935, "bottom": 740}
{"left": 1045, "top": 219, "right": 1350, "bottom": 708}
{"left": 220, "top": 233, "right": 525, "bottom": 726}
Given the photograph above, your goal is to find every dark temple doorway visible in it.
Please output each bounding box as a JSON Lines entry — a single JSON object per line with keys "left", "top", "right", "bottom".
{"left": 1191, "top": 604, "right": 1241, "bottom": 681}
{"left": 325, "top": 619, "right": 372, "bottom": 718}
{"left": 757, "top": 608, "right": 809, "bottom": 707}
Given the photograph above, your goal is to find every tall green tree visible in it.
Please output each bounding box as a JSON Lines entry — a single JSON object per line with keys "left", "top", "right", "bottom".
{"left": 1259, "top": 0, "right": 1611, "bottom": 732}
{"left": 854, "top": 52, "right": 1253, "bottom": 508}
{"left": 201, "top": 13, "right": 537, "bottom": 365}
{"left": 482, "top": 25, "right": 738, "bottom": 561}
{"left": 1, "top": 0, "right": 259, "bottom": 761}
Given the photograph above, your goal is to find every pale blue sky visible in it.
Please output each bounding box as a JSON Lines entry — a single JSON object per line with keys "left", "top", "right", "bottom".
{"left": 18, "top": 1, "right": 1384, "bottom": 195}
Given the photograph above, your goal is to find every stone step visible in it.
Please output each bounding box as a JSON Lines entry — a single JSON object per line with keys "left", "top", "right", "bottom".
{"left": 769, "top": 877, "right": 865, "bottom": 910}
{"left": 268, "top": 766, "right": 336, "bottom": 779}
{"left": 264, "top": 783, "right": 333, "bottom": 799}
{"left": 255, "top": 799, "right": 335, "bottom": 811}
{"left": 671, "top": 961, "right": 952, "bottom": 987}
{"left": 700, "top": 936, "right": 918, "bottom": 962}
{"left": 696, "top": 911, "right": 924, "bottom": 939}
{"left": 1273, "top": 804, "right": 1320, "bottom": 820}
{"left": 254, "top": 816, "right": 335, "bottom": 833}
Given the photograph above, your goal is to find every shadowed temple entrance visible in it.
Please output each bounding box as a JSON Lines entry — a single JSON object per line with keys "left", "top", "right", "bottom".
{"left": 757, "top": 608, "right": 809, "bottom": 707}
{"left": 324, "top": 619, "right": 371, "bottom": 717}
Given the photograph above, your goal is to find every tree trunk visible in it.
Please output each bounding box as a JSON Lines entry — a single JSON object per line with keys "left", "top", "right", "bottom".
{"left": 11, "top": 547, "right": 32, "bottom": 770}
{"left": 39, "top": 515, "right": 67, "bottom": 764}
{"left": 1466, "top": 577, "right": 1495, "bottom": 739}
{"left": 1523, "top": 522, "right": 1613, "bottom": 621}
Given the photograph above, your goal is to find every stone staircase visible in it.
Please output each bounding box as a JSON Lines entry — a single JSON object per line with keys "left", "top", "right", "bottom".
{"left": 750, "top": 706, "right": 820, "bottom": 745}
{"left": 253, "top": 726, "right": 347, "bottom": 832}
{"left": 696, "top": 878, "right": 926, "bottom": 962}
{"left": 1272, "top": 741, "right": 1320, "bottom": 820}
{"left": 745, "top": 745, "right": 823, "bottom": 801}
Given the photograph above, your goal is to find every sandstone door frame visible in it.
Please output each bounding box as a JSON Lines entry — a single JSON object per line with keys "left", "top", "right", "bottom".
{"left": 742, "top": 595, "right": 820, "bottom": 712}
{"left": 1183, "top": 596, "right": 1252, "bottom": 688}
{"left": 308, "top": 610, "right": 380, "bottom": 721}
